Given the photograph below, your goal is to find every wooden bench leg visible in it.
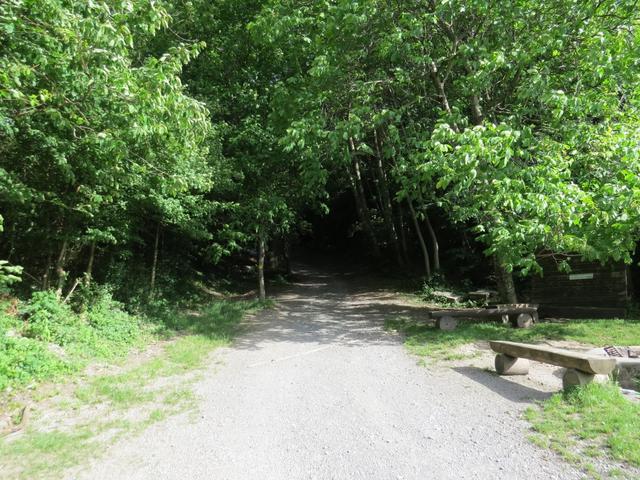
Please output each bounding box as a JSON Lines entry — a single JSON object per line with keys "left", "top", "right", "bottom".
{"left": 562, "top": 369, "right": 609, "bottom": 390}
{"left": 436, "top": 316, "right": 458, "bottom": 331}
{"left": 515, "top": 313, "right": 534, "bottom": 329}
{"left": 495, "top": 354, "right": 529, "bottom": 375}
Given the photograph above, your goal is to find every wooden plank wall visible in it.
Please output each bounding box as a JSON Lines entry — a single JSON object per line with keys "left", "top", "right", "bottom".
{"left": 530, "top": 257, "right": 629, "bottom": 318}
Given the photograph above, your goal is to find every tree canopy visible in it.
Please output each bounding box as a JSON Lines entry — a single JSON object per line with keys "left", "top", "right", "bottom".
{"left": 1, "top": 0, "right": 639, "bottom": 302}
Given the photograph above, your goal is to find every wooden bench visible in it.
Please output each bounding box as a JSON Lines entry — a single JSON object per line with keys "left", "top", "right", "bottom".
{"left": 430, "top": 305, "right": 538, "bottom": 331}
{"left": 489, "top": 340, "right": 617, "bottom": 390}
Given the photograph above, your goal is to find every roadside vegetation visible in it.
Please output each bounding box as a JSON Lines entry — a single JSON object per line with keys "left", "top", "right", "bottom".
{"left": 0, "top": 285, "right": 263, "bottom": 393}
{"left": 526, "top": 383, "right": 640, "bottom": 476}
{"left": 387, "top": 317, "right": 640, "bottom": 475}
{"left": 2, "top": 0, "right": 640, "bottom": 477}
{"left": 0, "top": 296, "right": 262, "bottom": 479}
{"left": 1, "top": 289, "right": 147, "bottom": 392}
{"left": 386, "top": 317, "right": 640, "bottom": 361}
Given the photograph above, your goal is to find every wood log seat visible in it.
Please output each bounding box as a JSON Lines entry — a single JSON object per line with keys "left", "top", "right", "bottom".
{"left": 489, "top": 340, "right": 617, "bottom": 390}
{"left": 430, "top": 305, "right": 539, "bottom": 331}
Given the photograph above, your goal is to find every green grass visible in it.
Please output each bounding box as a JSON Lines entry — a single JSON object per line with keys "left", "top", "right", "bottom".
{"left": 0, "top": 286, "right": 263, "bottom": 393}
{"left": 386, "top": 317, "right": 640, "bottom": 360}
{"left": 0, "top": 298, "right": 263, "bottom": 479}
{"left": 0, "top": 289, "right": 153, "bottom": 392}
{"left": 0, "top": 426, "right": 99, "bottom": 479}
{"left": 387, "top": 316, "right": 640, "bottom": 475}
{"left": 526, "top": 382, "right": 640, "bottom": 475}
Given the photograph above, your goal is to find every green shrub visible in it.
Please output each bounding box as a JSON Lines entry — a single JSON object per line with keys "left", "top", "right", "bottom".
{"left": 21, "top": 291, "right": 79, "bottom": 345}
{"left": 0, "top": 335, "right": 70, "bottom": 390}
{"left": 0, "top": 260, "right": 23, "bottom": 293}
{"left": 85, "top": 288, "right": 142, "bottom": 346}
{"left": 0, "top": 288, "right": 149, "bottom": 391}
{"left": 0, "top": 302, "right": 20, "bottom": 336}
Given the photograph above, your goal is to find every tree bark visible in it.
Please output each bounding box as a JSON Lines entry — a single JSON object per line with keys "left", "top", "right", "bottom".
{"left": 470, "top": 93, "right": 484, "bottom": 125}
{"left": 149, "top": 222, "right": 160, "bottom": 300}
{"left": 395, "top": 205, "right": 410, "bottom": 266}
{"left": 423, "top": 211, "right": 441, "bottom": 271}
{"left": 55, "top": 239, "right": 68, "bottom": 297}
{"left": 258, "top": 234, "right": 266, "bottom": 301}
{"left": 374, "top": 129, "right": 403, "bottom": 266}
{"left": 85, "top": 241, "right": 96, "bottom": 286}
{"left": 494, "top": 254, "right": 518, "bottom": 303}
{"left": 407, "top": 199, "right": 431, "bottom": 280}
{"left": 428, "top": 61, "right": 460, "bottom": 133}
{"left": 284, "top": 236, "right": 292, "bottom": 275}
{"left": 348, "top": 139, "right": 381, "bottom": 258}
{"left": 43, "top": 251, "right": 52, "bottom": 290}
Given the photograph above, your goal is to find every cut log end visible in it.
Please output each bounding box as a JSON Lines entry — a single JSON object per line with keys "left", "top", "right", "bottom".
{"left": 562, "top": 369, "right": 609, "bottom": 390}
{"left": 436, "top": 316, "right": 458, "bottom": 331}
{"left": 516, "top": 313, "right": 534, "bottom": 329}
{"left": 495, "top": 354, "right": 530, "bottom": 375}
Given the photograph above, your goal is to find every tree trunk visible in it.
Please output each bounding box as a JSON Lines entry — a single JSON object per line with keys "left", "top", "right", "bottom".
{"left": 149, "top": 222, "right": 160, "bottom": 300}
{"left": 347, "top": 140, "right": 381, "bottom": 258}
{"left": 43, "top": 251, "right": 52, "bottom": 290}
{"left": 424, "top": 211, "right": 441, "bottom": 271}
{"left": 428, "top": 61, "right": 460, "bottom": 133}
{"left": 55, "top": 239, "right": 68, "bottom": 297}
{"left": 268, "top": 235, "right": 291, "bottom": 275}
{"left": 63, "top": 278, "right": 81, "bottom": 304}
{"left": 284, "top": 236, "right": 292, "bottom": 275}
{"left": 407, "top": 199, "right": 431, "bottom": 280}
{"left": 494, "top": 254, "right": 517, "bottom": 303}
{"left": 373, "top": 129, "right": 403, "bottom": 266}
{"left": 396, "top": 205, "right": 410, "bottom": 266}
{"left": 85, "top": 241, "right": 96, "bottom": 286}
{"left": 467, "top": 91, "right": 518, "bottom": 300}
{"left": 258, "top": 234, "right": 266, "bottom": 301}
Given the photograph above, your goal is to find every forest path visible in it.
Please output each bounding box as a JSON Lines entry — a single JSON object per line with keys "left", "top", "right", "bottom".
{"left": 71, "top": 262, "right": 583, "bottom": 480}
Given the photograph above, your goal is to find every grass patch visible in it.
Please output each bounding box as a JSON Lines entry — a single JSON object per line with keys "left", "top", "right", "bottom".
{"left": 525, "top": 382, "right": 640, "bottom": 475}
{"left": 72, "top": 300, "right": 258, "bottom": 409}
{"left": 0, "top": 298, "right": 262, "bottom": 479}
{"left": 386, "top": 317, "right": 640, "bottom": 360}
{"left": 0, "top": 289, "right": 153, "bottom": 392}
{"left": 0, "top": 426, "right": 99, "bottom": 479}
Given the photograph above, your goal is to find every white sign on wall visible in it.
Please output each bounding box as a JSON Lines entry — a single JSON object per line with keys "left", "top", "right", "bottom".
{"left": 569, "top": 273, "right": 594, "bottom": 281}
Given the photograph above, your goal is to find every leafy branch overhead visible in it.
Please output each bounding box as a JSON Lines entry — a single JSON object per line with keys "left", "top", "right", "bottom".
{"left": 1, "top": 0, "right": 640, "bottom": 304}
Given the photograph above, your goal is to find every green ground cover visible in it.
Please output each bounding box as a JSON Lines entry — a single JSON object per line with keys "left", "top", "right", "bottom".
{"left": 0, "top": 297, "right": 262, "bottom": 479}
{"left": 526, "top": 383, "right": 640, "bottom": 477}
{"left": 388, "top": 316, "right": 640, "bottom": 475}
{"left": 385, "top": 317, "right": 640, "bottom": 360}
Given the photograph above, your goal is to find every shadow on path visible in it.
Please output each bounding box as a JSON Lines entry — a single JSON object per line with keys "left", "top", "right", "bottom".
{"left": 232, "top": 261, "right": 430, "bottom": 351}
{"left": 452, "top": 366, "right": 554, "bottom": 403}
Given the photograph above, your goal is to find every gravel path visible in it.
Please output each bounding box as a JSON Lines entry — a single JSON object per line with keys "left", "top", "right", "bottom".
{"left": 71, "top": 263, "right": 584, "bottom": 480}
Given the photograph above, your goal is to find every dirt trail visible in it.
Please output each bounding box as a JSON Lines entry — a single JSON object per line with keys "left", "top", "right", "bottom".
{"left": 69, "top": 263, "right": 583, "bottom": 480}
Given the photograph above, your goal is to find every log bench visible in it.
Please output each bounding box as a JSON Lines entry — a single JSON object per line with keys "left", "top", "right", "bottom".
{"left": 489, "top": 340, "right": 617, "bottom": 390}
{"left": 430, "top": 305, "right": 538, "bottom": 331}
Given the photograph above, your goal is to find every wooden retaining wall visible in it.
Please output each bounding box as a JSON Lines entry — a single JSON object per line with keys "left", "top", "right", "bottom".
{"left": 529, "top": 257, "right": 629, "bottom": 318}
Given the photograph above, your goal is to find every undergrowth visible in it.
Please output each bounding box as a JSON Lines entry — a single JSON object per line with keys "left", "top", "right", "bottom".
{"left": 386, "top": 317, "right": 640, "bottom": 360}
{"left": 0, "top": 296, "right": 262, "bottom": 479}
{"left": 0, "top": 282, "right": 264, "bottom": 393}
{"left": 526, "top": 382, "right": 640, "bottom": 476}
{"left": 0, "top": 288, "right": 150, "bottom": 392}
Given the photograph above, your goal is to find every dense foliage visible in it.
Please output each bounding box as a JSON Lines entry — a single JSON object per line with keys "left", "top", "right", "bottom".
{"left": 1, "top": 0, "right": 640, "bottom": 311}
{"left": 0, "top": 289, "right": 146, "bottom": 390}
{"left": 1, "top": 0, "right": 213, "bottom": 296}
{"left": 251, "top": 0, "right": 640, "bottom": 299}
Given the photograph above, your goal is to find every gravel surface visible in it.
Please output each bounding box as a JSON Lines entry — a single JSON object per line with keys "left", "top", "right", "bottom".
{"left": 69, "top": 264, "right": 585, "bottom": 480}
